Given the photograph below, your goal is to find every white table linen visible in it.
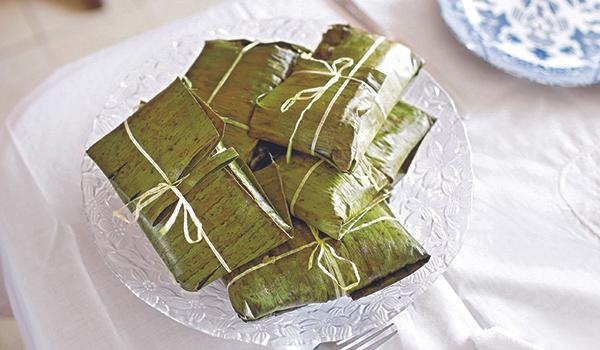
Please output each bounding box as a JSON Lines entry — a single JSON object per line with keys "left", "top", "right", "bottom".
{"left": 1, "top": 0, "right": 599, "bottom": 349}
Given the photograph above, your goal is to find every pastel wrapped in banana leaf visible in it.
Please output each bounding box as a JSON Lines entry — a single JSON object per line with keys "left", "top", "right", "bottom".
{"left": 224, "top": 202, "right": 430, "bottom": 321}
{"left": 186, "top": 40, "right": 308, "bottom": 161}
{"left": 87, "top": 78, "right": 291, "bottom": 291}
{"left": 315, "top": 24, "right": 422, "bottom": 89}
{"left": 261, "top": 152, "right": 389, "bottom": 239}
{"left": 249, "top": 25, "right": 422, "bottom": 172}
{"left": 366, "top": 101, "right": 433, "bottom": 182}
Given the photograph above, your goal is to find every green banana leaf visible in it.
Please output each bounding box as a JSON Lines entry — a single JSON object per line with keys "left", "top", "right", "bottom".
{"left": 366, "top": 101, "right": 433, "bottom": 182}
{"left": 87, "top": 78, "right": 291, "bottom": 291}
{"left": 186, "top": 40, "right": 308, "bottom": 162}
{"left": 252, "top": 160, "right": 293, "bottom": 227}
{"left": 271, "top": 152, "right": 389, "bottom": 239}
{"left": 224, "top": 202, "right": 430, "bottom": 321}
{"left": 250, "top": 100, "right": 433, "bottom": 182}
{"left": 249, "top": 25, "right": 423, "bottom": 173}
{"left": 249, "top": 54, "right": 389, "bottom": 173}
{"left": 314, "top": 24, "right": 423, "bottom": 89}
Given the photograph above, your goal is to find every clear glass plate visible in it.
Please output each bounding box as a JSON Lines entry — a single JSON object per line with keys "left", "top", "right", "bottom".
{"left": 81, "top": 18, "right": 473, "bottom": 349}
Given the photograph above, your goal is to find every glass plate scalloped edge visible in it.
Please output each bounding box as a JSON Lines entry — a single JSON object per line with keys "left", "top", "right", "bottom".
{"left": 81, "top": 18, "right": 473, "bottom": 349}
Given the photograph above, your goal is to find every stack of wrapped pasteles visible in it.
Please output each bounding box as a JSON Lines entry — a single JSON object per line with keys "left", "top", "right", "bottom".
{"left": 87, "top": 24, "right": 434, "bottom": 320}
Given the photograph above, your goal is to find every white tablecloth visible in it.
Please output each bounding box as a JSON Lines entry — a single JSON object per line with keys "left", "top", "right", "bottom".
{"left": 1, "top": 0, "right": 599, "bottom": 349}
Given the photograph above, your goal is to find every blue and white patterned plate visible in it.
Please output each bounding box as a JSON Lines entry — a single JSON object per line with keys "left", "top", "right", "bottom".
{"left": 438, "top": 0, "right": 600, "bottom": 86}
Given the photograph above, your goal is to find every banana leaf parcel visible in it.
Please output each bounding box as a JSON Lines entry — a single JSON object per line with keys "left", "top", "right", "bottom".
{"left": 225, "top": 202, "right": 430, "bottom": 321}
{"left": 87, "top": 78, "right": 292, "bottom": 291}
{"left": 366, "top": 101, "right": 433, "bottom": 182}
{"left": 249, "top": 25, "right": 422, "bottom": 172}
{"left": 314, "top": 24, "right": 422, "bottom": 89}
{"left": 263, "top": 152, "right": 389, "bottom": 239}
{"left": 186, "top": 40, "right": 307, "bottom": 162}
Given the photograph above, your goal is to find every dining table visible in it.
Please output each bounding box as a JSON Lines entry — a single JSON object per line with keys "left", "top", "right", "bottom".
{"left": 1, "top": 0, "right": 599, "bottom": 349}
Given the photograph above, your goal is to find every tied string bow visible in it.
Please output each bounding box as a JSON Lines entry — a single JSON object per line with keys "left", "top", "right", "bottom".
{"left": 113, "top": 120, "right": 231, "bottom": 272}
{"left": 281, "top": 56, "right": 354, "bottom": 162}
{"left": 224, "top": 223, "right": 361, "bottom": 294}
{"left": 225, "top": 198, "right": 401, "bottom": 294}
{"left": 307, "top": 224, "right": 360, "bottom": 294}
{"left": 305, "top": 192, "right": 399, "bottom": 294}
{"left": 280, "top": 37, "right": 386, "bottom": 163}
